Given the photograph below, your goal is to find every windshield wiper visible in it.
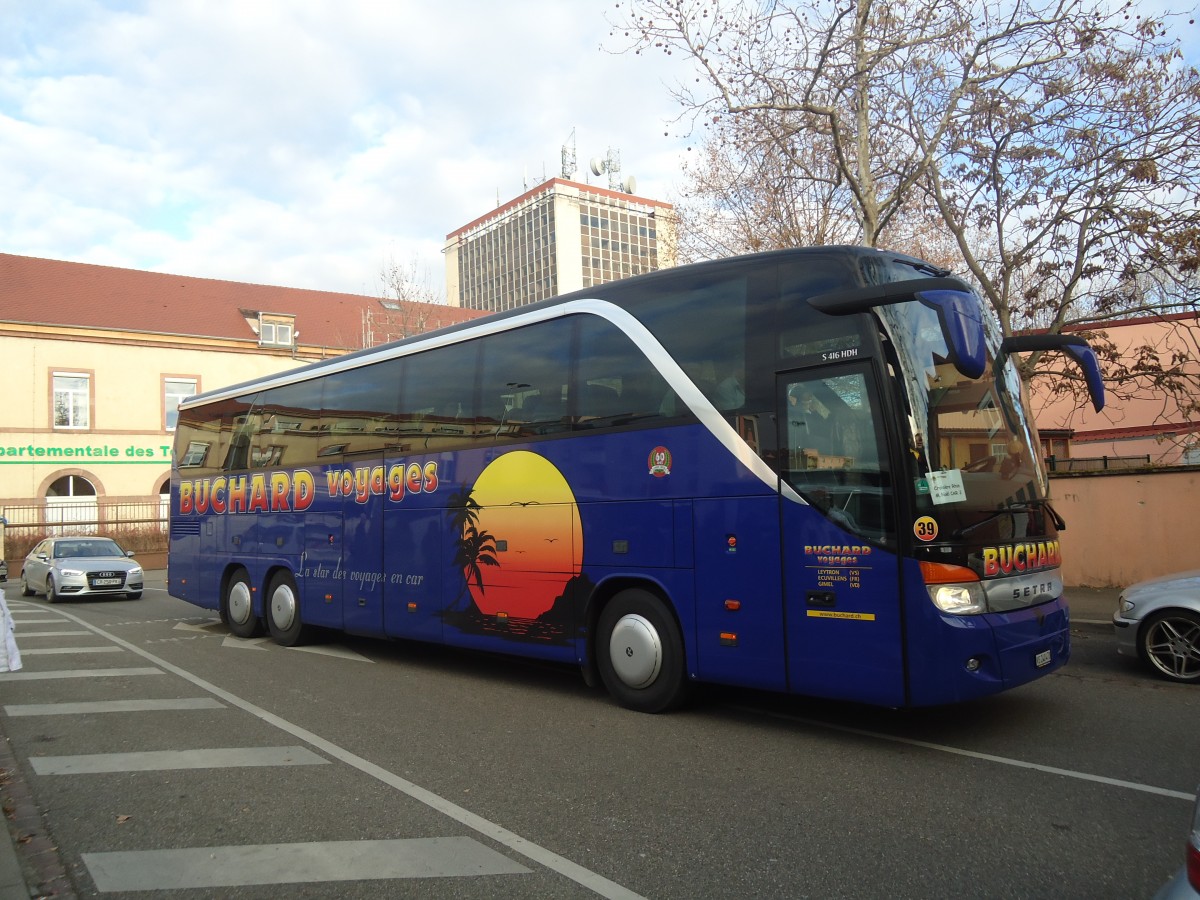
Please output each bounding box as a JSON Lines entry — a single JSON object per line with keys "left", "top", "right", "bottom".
{"left": 893, "top": 258, "right": 951, "bottom": 278}
{"left": 951, "top": 498, "right": 1066, "bottom": 539}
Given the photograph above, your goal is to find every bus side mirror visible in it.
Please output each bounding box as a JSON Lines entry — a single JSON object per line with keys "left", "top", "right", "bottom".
{"left": 913, "top": 289, "right": 987, "bottom": 380}
{"left": 999, "top": 334, "right": 1105, "bottom": 412}
{"left": 810, "top": 277, "right": 988, "bottom": 381}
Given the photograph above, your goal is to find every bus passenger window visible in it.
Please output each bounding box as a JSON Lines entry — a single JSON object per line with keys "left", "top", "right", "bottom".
{"left": 401, "top": 341, "right": 481, "bottom": 450}
{"left": 478, "top": 318, "right": 573, "bottom": 443}
{"left": 574, "top": 315, "right": 687, "bottom": 429}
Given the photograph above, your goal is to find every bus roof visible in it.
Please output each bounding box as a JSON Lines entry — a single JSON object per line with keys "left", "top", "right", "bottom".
{"left": 180, "top": 245, "right": 931, "bottom": 410}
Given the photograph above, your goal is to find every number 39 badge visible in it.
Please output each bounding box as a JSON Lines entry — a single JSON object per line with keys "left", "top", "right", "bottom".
{"left": 914, "top": 516, "right": 939, "bottom": 542}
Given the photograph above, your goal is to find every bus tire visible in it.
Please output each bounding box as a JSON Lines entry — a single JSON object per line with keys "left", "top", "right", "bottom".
{"left": 223, "top": 569, "right": 263, "bottom": 638}
{"left": 596, "top": 588, "right": 689, "bottom": 713}
{"left": 265, "top": 571, "right": 309, "bottom": 647}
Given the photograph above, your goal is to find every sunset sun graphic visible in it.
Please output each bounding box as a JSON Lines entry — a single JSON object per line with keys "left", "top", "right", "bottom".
{"left": 465, "top": 451, "right": 583, "bottom": 620}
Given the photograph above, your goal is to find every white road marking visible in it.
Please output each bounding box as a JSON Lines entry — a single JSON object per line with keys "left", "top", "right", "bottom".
{"left": 172, "top": 621, "right": 224, "bottom": 633}
{"left": 221, "top": 636, "right": 271, "bottom": 650}
{"left": 287, "top": 644, "right": 372, "bottom": 662}
{"left": 31, "top": 745, "right": 329, "bottom": 775}
{"left": 5, "top": 698, "right": 224, "bottom": 716}
{"left": 82, "top": 837, "right": 530, "bottom": 891}
{"left": 12, "top": 631, "right": 91, "bottom": 637}
{"left": 20, "top": 646, "right": 124, "bottom": 655}
{"left": 3, "top": 667, "right": 163, "bottom": 681}
{"left": 733, "top": 706, "right": 1196, "bottom": 802}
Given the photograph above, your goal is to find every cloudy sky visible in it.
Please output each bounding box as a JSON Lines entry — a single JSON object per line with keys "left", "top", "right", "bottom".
{"left": 1, "top": 1, "right": 693, "bottom": 298}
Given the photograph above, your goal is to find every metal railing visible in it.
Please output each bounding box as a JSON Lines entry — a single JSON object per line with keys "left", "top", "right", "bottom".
{"left": 1044, "top": 454, "right": 1153, "bottom": 472}
{"left": 2, "top": 497, "right": 168, "bottom": 537}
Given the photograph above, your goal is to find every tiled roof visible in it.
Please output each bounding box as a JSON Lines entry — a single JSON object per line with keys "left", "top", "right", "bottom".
{"left": 0, "top": 253, "right": 481, "bottom": 350}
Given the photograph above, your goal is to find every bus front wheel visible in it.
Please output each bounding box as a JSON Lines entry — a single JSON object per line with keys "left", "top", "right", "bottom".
{"left": 223, "top": 570, "right": 263, "bottom": 639}
{"left": 266, "top": 571, "right": 309, "bottom": 647}
{"left": 596, "top": 589, "right": 689, "bottom": 713}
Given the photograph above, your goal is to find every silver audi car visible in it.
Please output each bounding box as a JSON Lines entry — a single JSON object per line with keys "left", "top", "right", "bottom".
{"left": 20, "top": 536, "right": 144, "bottom": 602}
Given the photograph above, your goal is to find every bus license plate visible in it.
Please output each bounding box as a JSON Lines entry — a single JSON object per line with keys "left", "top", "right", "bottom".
{"left": 93, "top": 578, "right": 121, "bottom": 586}
{"left": 1035, "top": 649, "right": 1052, "bottom": 668}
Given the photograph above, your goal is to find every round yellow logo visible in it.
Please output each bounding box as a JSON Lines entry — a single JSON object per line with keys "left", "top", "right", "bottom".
{"left": 914, "top": 516, "right": 938, "bottom": 542}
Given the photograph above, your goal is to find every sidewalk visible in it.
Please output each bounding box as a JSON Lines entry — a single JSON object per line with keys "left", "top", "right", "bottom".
{"left": 1064, "top": 585, "right": 1121, "bottom": 627}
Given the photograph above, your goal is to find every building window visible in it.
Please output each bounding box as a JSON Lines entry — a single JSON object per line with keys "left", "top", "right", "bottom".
{"left": 164, "top": 377, "right": 198, "bottom": 431}
{"left": 53, "top": 372, "right": 90, "bottom": 429}
{"left": 259, "top": 314, "right": 295, "bottom": 347}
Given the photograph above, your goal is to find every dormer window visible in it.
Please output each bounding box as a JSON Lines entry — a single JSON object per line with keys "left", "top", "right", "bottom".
{"left": 259, "top": 313, "right": 295, "bottom": 348}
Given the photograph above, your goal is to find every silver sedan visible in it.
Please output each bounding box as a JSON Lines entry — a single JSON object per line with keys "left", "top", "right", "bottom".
{"left": 1114, "top": 570, "right": 1200, "bottom": 684}
{"left": 1152, "top": 784, "right": 1199, "bottom": 899}
{"left": 20, "top": 536, "right": 144, "bottom": 602}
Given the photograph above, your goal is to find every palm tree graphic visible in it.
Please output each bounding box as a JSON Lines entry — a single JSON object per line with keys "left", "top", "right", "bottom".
{"left": 447, "top": 485, "right": 499, "bottom": 614}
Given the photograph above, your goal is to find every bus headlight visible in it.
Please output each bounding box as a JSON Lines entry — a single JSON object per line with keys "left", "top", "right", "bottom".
{"left": 927, "top": 582, "right": 987, "bottom": 615}
{"left": 920, "top": 561, "right": 987, "bottom": 615}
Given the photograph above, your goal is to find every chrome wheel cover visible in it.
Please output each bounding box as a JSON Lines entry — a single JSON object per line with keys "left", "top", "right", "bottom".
{"left": 227, "top": 580, "right": 253, "bottom": 627}
{"left": 269, "top": 581, "right": 298, "bottom": 632}
{"left": 608, "top": 613, "right": 663, "bottom": 689}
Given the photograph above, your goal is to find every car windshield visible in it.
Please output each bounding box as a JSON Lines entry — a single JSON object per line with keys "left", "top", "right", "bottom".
{"left": 54, "top": 540, "right": 125, "bottom": 558}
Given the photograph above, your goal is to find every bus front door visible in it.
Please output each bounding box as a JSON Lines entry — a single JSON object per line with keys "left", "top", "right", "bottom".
{"left": 778, "top": 369, "right": 906, "bottom": 706}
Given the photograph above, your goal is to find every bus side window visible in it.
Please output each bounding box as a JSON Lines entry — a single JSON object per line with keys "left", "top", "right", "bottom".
{"left": 258, "top": 378, "right": 324, "bottom": 468}
{"left": 478, "top": 318, "right": 573, "bottom": 443}
{"left": 215, "top": 395, "right": 259, "bottom": 472}
{"left": 401, "top": 341, "right": 482, "bottom": 451}
{"left": 575, "top": 315, "right": 685, "bottom": 429}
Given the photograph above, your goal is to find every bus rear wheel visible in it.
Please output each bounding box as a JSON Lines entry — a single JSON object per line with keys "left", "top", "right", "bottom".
{"left": 223, "top": 570, "right": 263, "bottom": 638}
{"left": 266, "top": 571, "right": 309, "bottom": 647}
{"left": 596, "top": 589, "right": 689, "bottom": 713}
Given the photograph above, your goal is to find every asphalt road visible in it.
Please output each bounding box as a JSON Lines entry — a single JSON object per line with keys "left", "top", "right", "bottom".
{"left": 1, "top": 573, "right": 1196, "bottom": 899}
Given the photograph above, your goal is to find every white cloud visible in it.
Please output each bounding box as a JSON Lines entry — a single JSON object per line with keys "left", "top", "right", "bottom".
{"left": 0, "top": 0, "right": 694, "bottom": 296}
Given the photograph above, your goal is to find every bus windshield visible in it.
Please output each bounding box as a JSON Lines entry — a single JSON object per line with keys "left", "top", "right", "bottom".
{"left": 877, "top": 300, "right": 1050, "bottom": 536}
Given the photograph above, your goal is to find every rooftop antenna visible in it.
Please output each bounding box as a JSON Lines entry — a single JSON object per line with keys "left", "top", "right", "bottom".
{"left": 561, "top": 128, "right": 577, "bottom": 180}
{"left": 589, "top": 147, "right": 637, "bottom": 193}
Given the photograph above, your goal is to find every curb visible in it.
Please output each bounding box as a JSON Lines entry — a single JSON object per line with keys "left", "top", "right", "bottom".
{"left": 0, "top": 734, "right": 76, "bottom": 900}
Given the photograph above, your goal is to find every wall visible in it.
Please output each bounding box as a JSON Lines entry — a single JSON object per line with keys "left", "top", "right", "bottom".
{"left": 0, "top": 331, "right": 312, "bottom": 502}
{"left": 1051, "top": 467, "right": 1200, "bottom": 587}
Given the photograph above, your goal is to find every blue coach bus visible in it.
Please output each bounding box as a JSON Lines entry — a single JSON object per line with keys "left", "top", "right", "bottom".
{"left": 168, "top": 247, "right": 1104, "bottom": 712}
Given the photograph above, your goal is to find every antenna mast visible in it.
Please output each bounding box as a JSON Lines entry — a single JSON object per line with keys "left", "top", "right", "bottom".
{"left": 561, "top": 128, "right": 577, "bottom": 180}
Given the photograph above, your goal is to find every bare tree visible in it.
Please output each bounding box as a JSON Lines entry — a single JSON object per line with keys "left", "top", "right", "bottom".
{"left": 610, "top": 0, "right": 1200, "bottom": 439}
{"left": 919, "top": 13, "right": 1200, "bottom": 423}
{"left": 366, "top": 255, "right": 447, "bottom": 346}
{"left": 670, "top": 110, "right": 862, "bottom": 262}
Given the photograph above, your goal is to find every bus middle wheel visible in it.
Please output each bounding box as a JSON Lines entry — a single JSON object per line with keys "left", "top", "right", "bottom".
{"left": 596, "top": 588, "right": 689, "bottom": 713}
{"left": 223, "top": 569, "right": 263, "bottom": 638}
{"left": 266, "top": 571, "right": 309, "bottom": 647}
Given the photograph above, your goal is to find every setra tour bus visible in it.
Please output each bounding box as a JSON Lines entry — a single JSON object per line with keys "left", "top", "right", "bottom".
{"left": 168, "top": 246, "right": 1104, "bottom": 712}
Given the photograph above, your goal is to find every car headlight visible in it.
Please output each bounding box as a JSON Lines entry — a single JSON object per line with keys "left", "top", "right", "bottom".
{"left": 128, "top": 567, "right": 143, "bottom": 577}
{"left": 58, "top": 567, "right": 83, "bottom": 577}
{"left": 1120, "top": 597, "right": 1135, "bottom": 616}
